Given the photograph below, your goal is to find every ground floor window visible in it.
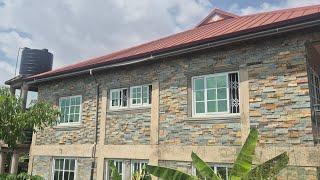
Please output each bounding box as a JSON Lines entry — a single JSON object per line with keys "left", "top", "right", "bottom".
{"left": 107, "top": 160, "right": 124, "bottom": 180}
{"left": 106, "top": 159, "right": 148, "bottom": 180}
{"left": 131, "top": 160, "right": 148, "bottom": 175}
{"left": 53, "top": 158, "right": 76, "bottom": 180}
{"left": 192, "top": 164, "right": 230, "bottom": 180}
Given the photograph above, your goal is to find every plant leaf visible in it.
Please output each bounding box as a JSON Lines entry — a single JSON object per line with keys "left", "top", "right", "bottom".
{"left": 243, "top": 152, "right": 289, "bottom": 180}
{"left": 191, "top": 152, "right": 221, "bottom": 180}
{"left": 108, "top": 160, "right": 122, "bottom": 180}
{"left": 146, "top": 165, "right": 198, "bottom": 180}
{"left": 230, "top": 128, "right": 259, "bottom": 179}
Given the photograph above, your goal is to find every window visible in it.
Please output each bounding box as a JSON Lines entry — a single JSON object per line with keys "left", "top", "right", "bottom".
{"left": 110, "top": 85, "right": 152, "bottom": 109}
{"left": 131, "top": 160, "right": 148, "bottom": 175}
{"left": 130, "top": 85, "right": 152, "bottom": 106}
{"left": 192, "top": 164, "right": 230, "bottom": 180}
{"left": 192, "top": 72, "right": 239, "bottom": 115}
{"left": 110, "top": 89, "right": 128, "bottom": 108}
{"left": 53, "top": 158, "right": 76, "bottom": 180}
{"left": 107, "top": 160, "right": 124, "bottom": 180}
{"left": 59, "top": 96, "right": 82, "bottom": 124}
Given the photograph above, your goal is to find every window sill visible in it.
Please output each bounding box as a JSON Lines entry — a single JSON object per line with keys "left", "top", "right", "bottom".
{"left": 185, "top": 114, "right": 240, "bottom": 124}
{"left": 53, "top": 123, "right": 83, "bottom": 130}
{"left": 108, "top": 105, "right": 151, "bottom": 112}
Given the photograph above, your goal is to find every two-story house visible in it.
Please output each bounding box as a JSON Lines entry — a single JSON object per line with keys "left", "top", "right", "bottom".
{"left": 9, "top": 4, "right": 320, "bottom": 180}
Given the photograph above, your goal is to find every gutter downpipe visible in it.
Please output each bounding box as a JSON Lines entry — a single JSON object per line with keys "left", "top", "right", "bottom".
{"left": 28, "top": 19, "right": 320, "bottom": 85}
{"left": 89, "top": 69, "right": 99, "bottom": 180}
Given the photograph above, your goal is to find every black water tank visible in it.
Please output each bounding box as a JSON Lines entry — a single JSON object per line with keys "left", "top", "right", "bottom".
{"left": 19, "top": 47, "right": 53, "bottom": 76}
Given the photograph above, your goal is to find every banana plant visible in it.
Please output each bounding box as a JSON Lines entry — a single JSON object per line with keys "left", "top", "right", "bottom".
{"left": 108, "top": 160, "right": 122, "bottom": 180}
{"left": 146, "top": 128, "right": 289, "bottom": 180}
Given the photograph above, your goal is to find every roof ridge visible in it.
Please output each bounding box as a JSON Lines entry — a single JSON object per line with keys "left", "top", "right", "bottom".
{"left": 240, "top": 4, "right": 320, "bottom": 18}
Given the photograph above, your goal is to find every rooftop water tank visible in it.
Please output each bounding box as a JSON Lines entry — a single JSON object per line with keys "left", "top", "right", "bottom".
{"left": 19, "top": 47, "right": 53, "bottom": 76}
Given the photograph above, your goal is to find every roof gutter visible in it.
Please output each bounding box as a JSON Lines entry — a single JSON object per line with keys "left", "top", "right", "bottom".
{"left": 28, "top": 18, "right": 320, "bottom": 85}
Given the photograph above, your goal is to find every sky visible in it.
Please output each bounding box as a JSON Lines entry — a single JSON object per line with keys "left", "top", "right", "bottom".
{"left": 0, "top": 0, "right": 320, "bottom": 87}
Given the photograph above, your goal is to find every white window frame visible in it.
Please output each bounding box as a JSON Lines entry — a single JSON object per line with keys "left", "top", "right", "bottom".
{"left": 130, "top": 85, "right": 151, "bottom": 107}
{"left": 52, "top": 158, "right": 77, "bottom": 180}
{"left": 109, "top": 88, "right": 128, "bottom": 109}
{"left": 192, "top": 163, "right": 231, "bottom": 180}
{"left": 106, "top": 159, "right": 125, "bottom": 180}
{"left": 58, "top": 95, "right": 82, "bottom": 125}
{"left": 192, "top": 71, "right": 240, "bottom": 117}
{"left": 130, "top": 160, "right": 148, "bottom": 178}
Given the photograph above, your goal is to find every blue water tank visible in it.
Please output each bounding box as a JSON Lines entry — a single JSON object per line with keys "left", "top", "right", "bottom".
{"left": 19, "top": 47, "right": 53, "bottom": 76}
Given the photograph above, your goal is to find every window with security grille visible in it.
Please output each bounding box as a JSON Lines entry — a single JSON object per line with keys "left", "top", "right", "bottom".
{"left": 53, "top": 158, "right": 76, "bottom": 180}
{"left": 192, "top": 72, "right": 239, "bottom": 115}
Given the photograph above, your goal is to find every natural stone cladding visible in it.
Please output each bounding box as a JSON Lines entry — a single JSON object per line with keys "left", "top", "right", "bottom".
{"left": 36, "top": 77, "right": 99, "bottom": 145}
{"left": 106, "top": 108, "right": 151, "bottom": 144}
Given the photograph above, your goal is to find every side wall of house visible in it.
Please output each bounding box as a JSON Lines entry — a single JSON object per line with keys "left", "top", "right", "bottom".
{"left": 30, "top": 29, "right": 320, "bottom": 179}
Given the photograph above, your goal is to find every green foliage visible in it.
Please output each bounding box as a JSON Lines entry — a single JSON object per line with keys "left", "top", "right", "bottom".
{"left": 132, "top": 165, "right": 151, "bottom": 180}
{"left": 146, "top": 128, "right": 289, "bottom": 180}
{"left": 0, "top": 172, "right": 43, "bottom": 180}
{"left": 0, "top": 87, "right": 59, "bottom": 150}
{"left": 243, "top": 152, "right": 289, "bottom": 180}
{"left": 230, "top": 128, "right": 258, "bottom": 179}
{"left": 191, "top": 152, "right": 219, "bottom": 180}
{"left": 146, "top": 165, "right": 198, "bottom": 180}
{"left": 108, "top": 160, "right": 121, "bottom": 180}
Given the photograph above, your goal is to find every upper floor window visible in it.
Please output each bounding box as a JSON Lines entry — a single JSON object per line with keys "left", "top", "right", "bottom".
{"left": 192, "top": 72, "right": 239, "bottom": 116}
{"left": 59, "top": 95, "right": 82, "bottom": 124}
{"left": 110, "top": 85, "right": 151, "bottom": 109}
{"left": 130, "top": 85, "right": 152, "bottom": 106}
{"left": 53, "top": 158, "right": 76, "bottom": 180}
{"left": 110, "top": 88, "right": 128, "bottom": 108}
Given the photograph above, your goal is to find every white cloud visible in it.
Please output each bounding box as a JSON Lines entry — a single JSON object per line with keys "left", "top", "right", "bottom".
{"left": 0, "top": 60, "right": 15, "bottom": 84}
{"left": 0, "top": 0, "right": 210, "bottom": 69}
{"left": 230, "top": 0, "right": 320, "bottom": 15}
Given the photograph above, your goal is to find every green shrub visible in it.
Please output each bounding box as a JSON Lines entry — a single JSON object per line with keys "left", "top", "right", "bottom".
{"left": 0, "top": 173, "right": 43, "bottom": 180}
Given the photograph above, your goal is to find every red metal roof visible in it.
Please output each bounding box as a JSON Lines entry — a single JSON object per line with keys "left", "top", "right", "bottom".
{"left": 31, "top": 4, "right": 320, "bottom": 80}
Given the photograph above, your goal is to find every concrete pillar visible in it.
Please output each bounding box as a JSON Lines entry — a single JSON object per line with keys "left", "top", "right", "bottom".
{"left": 20, "top": 83, "right": 29, "bottom": 110}
{"left": 239, "top": 64, "right": 250, "bottom": 144}
{"left": 96, "top": 89, "right": 107, "bottom": 180}
{"left": 0, "top": 151, "right": 6, "bottom": 173}
{"left": 10, "top": 151, "right": 19, "bottom": 174}
{"left": 9, "top": 86, "right": 16, "bottom": 96}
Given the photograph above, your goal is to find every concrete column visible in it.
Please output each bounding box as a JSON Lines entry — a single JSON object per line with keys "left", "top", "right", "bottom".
{"left": 20, "top": 83, "right": 29, "bottom": 110}
{"left": 150, "top": 81, "right": 160, "bottom": 180}
{"left": 9, "top": 86, "right": 16, "bottom": 96}
{"left": 0, "top": 151, "right": 6, "bottom": 173}
{"left": 10, "top": 151, "right": 19, "bottom": 174}
{"left": 96, "top": 89, "right": 108, "bottom": 180}
{"left": 239, "top": 65, "right": 250, "bottom": 144}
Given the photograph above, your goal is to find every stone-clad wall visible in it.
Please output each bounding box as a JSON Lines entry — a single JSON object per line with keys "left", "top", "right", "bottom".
{"left": 32, "top": 156, "right": 51, "bottom": 178}
{"left": 36, "top": 77, "right": 99, "bottom": 145}
{"left": 157, "top": 30, "right": 320, "bottom": 146}
{"left": 106, "top": 108, "right": 151, "bottom": 144}
{"left": 247, "top": 35, "right": 315, "bottom": 146}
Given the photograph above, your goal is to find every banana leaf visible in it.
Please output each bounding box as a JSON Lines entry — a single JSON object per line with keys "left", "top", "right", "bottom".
{"left": 191, "top": 152, "right": 221, "bottom": 180}
{"left": 108, "top": 160, "right": 122, "bottom": 180}
{"left": 230, "top": 128, "right": 258, "bottom": 179}
{"left": 242, "top": 152, "right": 289, "bottom": 180}
{"left": 146, "top": 165, "right": 198, "bottom": 180}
